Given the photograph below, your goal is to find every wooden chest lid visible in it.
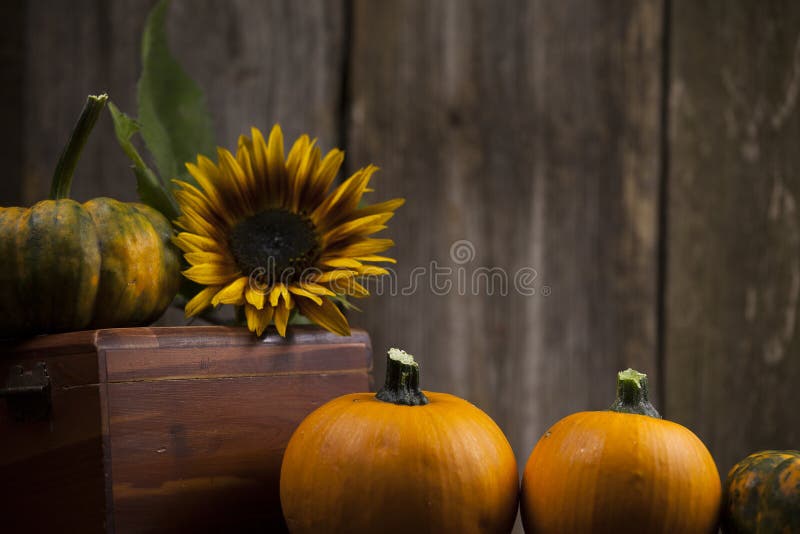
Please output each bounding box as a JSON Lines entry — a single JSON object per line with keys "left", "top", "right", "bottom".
{"left": 1, "top": 326, "right": 372, "bottom": 384}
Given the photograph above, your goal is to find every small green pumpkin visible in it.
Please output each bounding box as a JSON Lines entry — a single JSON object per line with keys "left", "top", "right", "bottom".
{"left": 722, "top": 450, "right": 800, "bottom": 533}
{"left": 0, "top": 95, "right": 180, "bottom": 336}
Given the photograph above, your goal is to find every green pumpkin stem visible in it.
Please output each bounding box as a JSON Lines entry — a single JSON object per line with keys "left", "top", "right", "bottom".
{"left": 609, "top": 368, "right": 661, "bottom": 418}
{"left": 50, "top": 94, "right": 109, "bottom": 200}
{"left": 376, "top": 348, "right": 429, "bottom": 406}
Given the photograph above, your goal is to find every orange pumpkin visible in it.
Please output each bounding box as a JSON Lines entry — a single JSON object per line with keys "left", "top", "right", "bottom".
{"left": 521, "top": 368, "right": 721, "bottom": 534}
{"left": 280, "top": 348, "right": 519, "bottom": 533}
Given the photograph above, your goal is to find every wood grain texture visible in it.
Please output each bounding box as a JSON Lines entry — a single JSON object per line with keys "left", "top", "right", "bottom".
{"left": 1, "top": 327, "right": 371, "bottom": 533}
{"left": 0, "top": 0, "right": 26, "bottom": 206}
{"left": 0, "top": 354, "right": 107, "bottom": 533}
{"left": 101, "top": 327, "right": 370, "bottom": 533}
{"left": 9, "top": 0, "right": 346, "bottom": 206}
{"left": 348, "top": 0, "right": 663, "bottom": 465}
{"left": 19, "top": 0, "right": 155, "bottom": 205}
{"left": 665, "top": 0, "right": 800, "bottom": 475}
{"left": 108, "top": 373, "right": 367, "bottom": 533}
{"left": 168, "top": 0, "right": 346, "bottom": 152}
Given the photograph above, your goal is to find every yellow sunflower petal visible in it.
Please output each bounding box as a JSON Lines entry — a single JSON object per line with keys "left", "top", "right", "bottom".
{"left": 274, "top": 301, "right": 291, "bottom": 336}
{"left": 184, "top": 251, "right": 233, "bottom": 267}
{"left": 354, "top": 255, "right": 397, "bottom": 263}
{"left": 298, "top": 282, "right": 336, "bottom": 297}
{"left": 236, "top": 135, "right": 257, "bottom": 197}
{"left": 245, "top": 304, "right": 274, "bottom": 336}
{"left": 311, "top": 165, "right": 377, "bottom": 229}
{"left": 186, "top": 161, "right": 223, "bottom": 205}
{"left": 305, "top": 148, "right": 344, "bottom": 207}
{"left": 266, "top": 125, "right": 286, "bottom": 205}
{"left": 322, "top": 212, "right": 394, "bottom": 245}
{"left": 173, "top": 179, "right": 211, "bottom": 206}
{"left": 359, "top": 265, "right": 390, "bottom": 277}
{"left": 286, "top": 135, "right": 311, "bottom": 178}
{"left": 295, "top": 145, "right": 321, "bottom": 211}
{"left": 297, "top": 297, "right": 351, "bottom": 337}
{"left": 173, "top": 232, "right": 222, "bottom": 254}
{"left": 245, "top": 285, "right": 266, "bottom": 309}
{"left": 173, "top": 178, "right": 236, "bottom": 228}
{"left": 211, "top": 276, "right": 248, "bottom": 306}
{"left": 285, "top": 135, "right": 311, "bottom": 210}
{"left": 343, "top": 280, "right": 370, "bottom": 298}
{"left": 346, "top": 198, "right": 405, "bottom": 221}
{"left": 174, "top": 190, "right": 222, "bottom": 227}
{"left": 324, "top": 238, "right": 395, "bottom": 258}
{"left": 289, "top": 285, "right": 323, "bottom": 305}
{"left": 249, "top": 127, "right": 269, "bottom": 199}
{"left": 320, "top": 257, "right": 363, "bottom": 269}
{"left": 183, "top": 263, "right": 240, "bottom": 285}
{"left": 269, "top": 284, "right": 284, "bottom": 307}
{"left": 217, "top": 147, "right": 252, "bottom": 211}
{"left": 197, "top": 154, "right": 221, "bottom": 179}
{"left": 175, "top": 206, "right": 225, "bottom": 241}
{"left": 281, "top": 285, "right": 294, "bottom": 309}
{"left": 314, "top": 269, "right": 358, "bottom": 283}
{"left": 185, "top": 286, "right": 218, "bottom": 317}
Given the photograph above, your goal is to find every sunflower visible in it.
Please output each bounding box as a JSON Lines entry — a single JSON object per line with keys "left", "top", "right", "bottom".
{"left": 172, "top": 124, "right": 403, "bottom": 337}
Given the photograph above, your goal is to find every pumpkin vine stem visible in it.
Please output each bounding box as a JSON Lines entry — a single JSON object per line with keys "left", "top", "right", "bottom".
{"left": 50, "top": 94, "right": 109, "bottom": 200}
{"left": 376, "top": 348, "right": 429, "bottom": 406}
{"left": 609, "top": 368, "right": 661, "bottom": 418}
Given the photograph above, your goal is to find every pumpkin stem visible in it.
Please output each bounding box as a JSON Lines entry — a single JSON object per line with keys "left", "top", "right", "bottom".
{"left": 609, "top": 368, "right": 661, "bottom": 418}
{"left": 375, "top": 348, "right": 429, "bottom": 406}
{"left": 50, "top": 94, "right": 109, "bottom": 200}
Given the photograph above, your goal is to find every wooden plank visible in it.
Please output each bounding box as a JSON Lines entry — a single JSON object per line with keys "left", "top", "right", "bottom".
{"left": 108, "top": 372, "right": 368, "bottom": 533}
{"left": 167, "top": 0, "right": 346, "bottom": 156}
{"left": 665, "top": 0, "right": 800, "bottom": 475}
{"left": 100, "top": 327, "right": 371, "bottom": 381}
{"left": 19, "top": 0, "right": 155, "bottom": 205}
{"left": 2, "top": 326, "right": 371, "bottom": 381}
{"left": 348, "top": 0, "right": 664, "bottom": 468}
{"left": 0, "top": 0, "right": 26, "bottom": 206}
{"left": 12, "top": 0, "right": 345, "bottom": 206}
{"left": 0, "top": 382, "right": 106, "bottom": 533}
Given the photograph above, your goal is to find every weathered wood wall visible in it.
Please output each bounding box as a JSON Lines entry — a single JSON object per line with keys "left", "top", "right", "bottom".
{"left": 665, "top": 0, "right": 800, "bottom": 474}
{"left": 1, "top": 0, "right": 798, "bottom": 503}
{"left": 347, "top": 0, "right": 663, "bottom": 467}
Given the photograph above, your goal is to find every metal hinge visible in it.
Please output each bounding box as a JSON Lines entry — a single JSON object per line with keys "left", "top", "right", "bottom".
{"left": 0, "top": 361, "right": 51, "bottom": 422}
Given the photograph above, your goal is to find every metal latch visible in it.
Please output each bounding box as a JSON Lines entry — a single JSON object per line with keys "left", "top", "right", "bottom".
{"left": 0, "top": 361, "right": 51, "bottom": 421}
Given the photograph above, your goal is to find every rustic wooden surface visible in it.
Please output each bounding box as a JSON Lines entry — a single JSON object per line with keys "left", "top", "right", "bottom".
{"left": 0, "top": 327, "right": 371, "bottom": 533}
{"left": 2, "top": 2, "right": 800, "bottom": 531}
{"left": 665, "top": 0, "right": 800, "bottom": 476}
{"left": 348, "top": 0, "right": 663, "bottom": 468}
{"left": 11, "top": 0, "right": 345, "bottom": 206}
{"left": 0, "top": 350, "right": 107, "bottom": 533}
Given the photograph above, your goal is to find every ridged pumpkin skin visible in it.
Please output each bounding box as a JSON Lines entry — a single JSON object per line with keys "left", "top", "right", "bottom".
{"left": 722, "top": 450, "right": 800, "bottom": 533}
{"left": 0, "top": 197, "right": 180, "bottom": 336}
{"left": 280, "top": 390, "right": 519, "bottom": 533}
{"left": 521, "top": 370, "right": 721, "bottom": 534}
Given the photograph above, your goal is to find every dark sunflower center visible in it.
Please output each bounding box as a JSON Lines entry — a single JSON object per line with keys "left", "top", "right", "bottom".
{"left": 228, "top": 209, "right": 320, "bottom": 283}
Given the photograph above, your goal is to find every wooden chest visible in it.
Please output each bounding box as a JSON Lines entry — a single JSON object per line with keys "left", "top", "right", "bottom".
{"left": 0, "top": 326, "right": 372, "bottom": 533}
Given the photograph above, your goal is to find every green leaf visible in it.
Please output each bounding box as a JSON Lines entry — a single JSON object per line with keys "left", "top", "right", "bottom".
{"left": 108, "top": 102, "right": 180, "bottom": 221}
{"left": 138, "top": 0, "right": 215, "bottom": 186}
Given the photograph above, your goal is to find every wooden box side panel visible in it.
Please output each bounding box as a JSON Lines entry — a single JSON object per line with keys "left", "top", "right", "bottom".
{"left": 107, "top": 372, "right": 370, "bottom": 533}
{"left": 0, "top": 351, "right": 107, "bottom": 533}
{"left": 96, "top": 326, "right": 372, "bottom": 382}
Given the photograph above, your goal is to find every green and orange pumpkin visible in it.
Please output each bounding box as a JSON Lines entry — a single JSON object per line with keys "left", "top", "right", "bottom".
{"left": 722, "top": 449, "right": 800, "bottom": 533}
{"left": 0, "top": 95, "right": 180, "bottom": 336}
